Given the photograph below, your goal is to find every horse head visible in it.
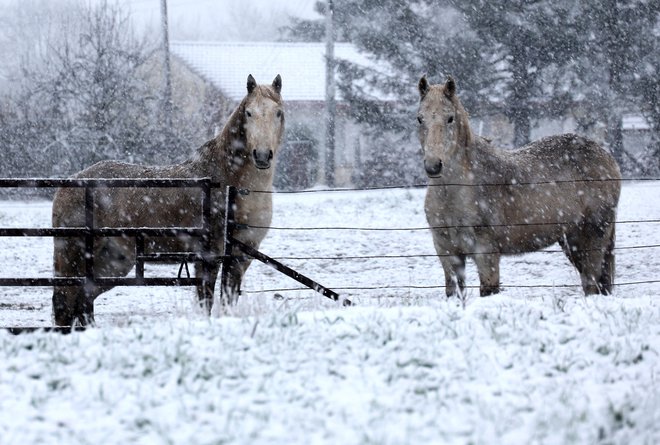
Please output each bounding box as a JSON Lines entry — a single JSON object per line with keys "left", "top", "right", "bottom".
{"left": 417, "top": 75, "right": 472, "bottom": 178}
{"left": 240, "top": 74, "right": 285, "bottom": 170}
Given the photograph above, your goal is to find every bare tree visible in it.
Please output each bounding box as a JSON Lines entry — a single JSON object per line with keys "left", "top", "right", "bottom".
{"left": 1, "top": 0, "right": 212, "bottom": 178}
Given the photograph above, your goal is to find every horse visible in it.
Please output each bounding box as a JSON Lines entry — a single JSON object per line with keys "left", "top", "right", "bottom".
{"left": 417, "top": 75, "right": 621, "bottom": 297}
{"left": 51, "top": 74, "right": 284, "bottom": 326}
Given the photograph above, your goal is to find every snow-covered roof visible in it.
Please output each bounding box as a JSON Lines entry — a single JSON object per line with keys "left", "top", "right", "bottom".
{"left": 170, "top": 41, "right": 373, "bottom": 102}
{"left": 622, "top": 114, "right": 650, "bottom": 131}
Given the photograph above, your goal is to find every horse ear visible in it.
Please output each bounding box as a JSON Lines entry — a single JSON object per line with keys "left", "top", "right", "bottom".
{"left": 418, "top": 75, "right": 429, "bottom": 100}
{"left": 444, "top": 76, "right": 456, "bottom": 99}
{"left": 247, "top": 74, "right": 257, "bottom": 94}
{"left": 272, "top": 74, "right": 282, "bottom": 94}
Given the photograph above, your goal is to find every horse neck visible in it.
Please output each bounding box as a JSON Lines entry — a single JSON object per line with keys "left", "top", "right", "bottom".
{"left": 190, "top": 103, "right": 245, "bottom": 180}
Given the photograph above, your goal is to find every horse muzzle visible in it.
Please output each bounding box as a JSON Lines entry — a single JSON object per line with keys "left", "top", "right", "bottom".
{"left": 253, "top": 149, "right": 274, "bottom": 170}
{"left": 424, "top": 159, "right": 443, "bottom": 177}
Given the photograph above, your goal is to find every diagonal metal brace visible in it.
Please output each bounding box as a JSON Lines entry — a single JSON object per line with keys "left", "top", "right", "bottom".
{"left": 231, "top": 237, "right": 352, "bottom": 306}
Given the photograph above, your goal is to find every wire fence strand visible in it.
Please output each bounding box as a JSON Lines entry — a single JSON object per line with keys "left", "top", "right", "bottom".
{"left": 242, "top": 279, "right": 660, "bottom": 296}
{"left": 248, "top": 177, "right": 660, "bottom": 195}
{"left": 265, "top": 243, "right": 660, "bottom": 262}
{"left": 245, "top": 219, "right": 660, "bottom": 232}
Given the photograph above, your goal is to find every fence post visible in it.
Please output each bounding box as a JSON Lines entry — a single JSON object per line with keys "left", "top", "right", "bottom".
{"left": 135, "top": 233, "right": 145, "bottom": 283}
{"left": 220, "top": 185, "right": 238, "bottom": 305}
{"left": 83, "top": 185, "right": 95, "bottom": 323}
{"left": 200, "top": 178, "right": 213, "bottom": 312}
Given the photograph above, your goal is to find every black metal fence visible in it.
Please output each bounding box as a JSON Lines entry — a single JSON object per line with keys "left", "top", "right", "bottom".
{"left": 0, "top": 178, "right": 347, "bottom": 332}
{"left": 0, "top": 178, "right": 214, "bottom": 289}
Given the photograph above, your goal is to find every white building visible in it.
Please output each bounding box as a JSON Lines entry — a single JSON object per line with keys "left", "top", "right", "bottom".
{"left": 171, "top": 41, "right": 377, "bottom": 188}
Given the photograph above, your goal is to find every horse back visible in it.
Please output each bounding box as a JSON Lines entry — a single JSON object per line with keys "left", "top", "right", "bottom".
{"left": 52, "top": 160, "right": 203, "bottom": 229}
{"left": 485, "top": 134, "right": 621, "bottom": 249}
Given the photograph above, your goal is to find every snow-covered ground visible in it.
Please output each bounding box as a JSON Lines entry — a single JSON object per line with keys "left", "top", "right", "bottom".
{"left": 0, "top": 181, "right": 659, "bottom": 444}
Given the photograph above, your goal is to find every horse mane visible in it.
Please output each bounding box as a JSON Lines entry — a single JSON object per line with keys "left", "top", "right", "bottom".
{"left": 194, "top": 84, "right": 283, "bottom": 165}
{"left": 448, "top": 93, "right": 474, "bottom": 148}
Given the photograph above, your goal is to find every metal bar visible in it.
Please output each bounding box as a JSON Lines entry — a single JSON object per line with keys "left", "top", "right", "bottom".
{"left": 0, "top": 277, "right": 201, "bottom": 286}
{"left": 232, "top": 237, "right": 351, "bottom": 306}
{"left": 220, "top": 186, "right": 238, "bottom": 303}
{"left": 137, "top": 252, "right": 210, "bottom": 262}
{"left": 0, "top": 278, "right": 87, "bottom": 286}
{"left": 0, "top": 178, "right": 214, "bottom": 188}
{"left": 0, "top": 227, "right": 207, "bottom": 237}
{"left": 95, "top": 277, "right": 201, "bottom": 286}
{"left": 84, "top": 187, "right": 95, "bottom": 293}
{"left": 5, "top": 327, "right": 88, "bottom": 335}
{"left": 199, "top": 179, "right": 214, "bottom": 309}
{"left": 135, "top": 233, "right": 145, "bottom": 281}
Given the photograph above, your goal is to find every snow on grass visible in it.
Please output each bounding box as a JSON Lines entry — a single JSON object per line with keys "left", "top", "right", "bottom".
{"left": 1, "top": 299, "right": 658, "bottom": 444}
{"left": 0, "top": 181, "right": 659, "bottom": 443}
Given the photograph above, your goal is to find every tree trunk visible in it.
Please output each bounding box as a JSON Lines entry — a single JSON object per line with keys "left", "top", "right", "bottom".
{"left": 605, "top": 111, "right": 625, "bottom": 168}
{"left": 510, "top": 57, "right": 532, "bottom": 148}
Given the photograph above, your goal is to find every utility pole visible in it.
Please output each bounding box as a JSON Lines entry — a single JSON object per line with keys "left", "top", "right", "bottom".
{"left": 324, "top": 0, "right": 336, "bottom": 187}
{"left": 160, "top": 0, "right": 173, "bottom": 135}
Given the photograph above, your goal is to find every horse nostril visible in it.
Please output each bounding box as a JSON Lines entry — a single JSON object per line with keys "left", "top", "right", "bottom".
{"left": 424, "top": 159, "right": 443, "bottom": 176}
{"left": 252, "top": 149, "right": 272, "bottom": 169}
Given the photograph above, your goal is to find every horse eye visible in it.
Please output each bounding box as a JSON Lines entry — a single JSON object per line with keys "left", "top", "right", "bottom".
{"left": 245, "top": 110, "right": 252, "bottom": 118}
{"left": 276, "top": 110, "right": 282, "bottom": 118}
{"left": 417, "top": 115, "right": 424, "bottom": 124}
{"left": 447, "top": 116, "right": 454, "bottom": 124}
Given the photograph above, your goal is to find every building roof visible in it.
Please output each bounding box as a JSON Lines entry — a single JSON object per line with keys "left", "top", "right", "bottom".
{"left": 170, "top": 41, "right": 374, "bottom": 102}
{"left": 622, "top": 114, "right": 650, "bottom": 131}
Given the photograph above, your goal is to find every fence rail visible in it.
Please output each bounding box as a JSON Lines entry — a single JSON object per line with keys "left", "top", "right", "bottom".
{"left": 0, "top": 178, "right": 348, "bottom": 325}
{"left": 0, "top": 177, "right": 215, "bottom": 290}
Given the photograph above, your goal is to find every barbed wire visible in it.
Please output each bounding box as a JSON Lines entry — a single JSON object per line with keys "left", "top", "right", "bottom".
{"left": 242, "top": 279, "right": 660, "bottom": 296}
{"left": 265, "top": 243, "right": 660, "bottom": 262}
{"left": 249, "top": 177, "right": 660, "bottom": 195}
{"left": 245, "top": 218, "right": 660, "bottom": 232}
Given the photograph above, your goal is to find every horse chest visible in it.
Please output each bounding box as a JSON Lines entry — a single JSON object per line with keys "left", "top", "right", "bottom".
{"left": 425, "top": 187, "right": 481, "bottom": 252}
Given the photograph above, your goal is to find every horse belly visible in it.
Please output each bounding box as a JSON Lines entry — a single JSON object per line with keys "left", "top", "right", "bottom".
{"left": 233, "top": 193, "right": 273, "bottom": 250}
{"left": 483, "top": 225, "right": 561, "bottom": 254}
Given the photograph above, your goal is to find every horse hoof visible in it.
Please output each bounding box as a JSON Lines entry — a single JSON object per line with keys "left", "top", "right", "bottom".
{"left": 480, "top": 287, "right": 500, "bottom": 297}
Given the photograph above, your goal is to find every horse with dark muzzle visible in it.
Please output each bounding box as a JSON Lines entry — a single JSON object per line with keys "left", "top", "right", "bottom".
{"left": 52, "top": 74, "right": 285, "bottom": 325}
{"left": 418, "top": 75, "right": 621, "bottom": 297}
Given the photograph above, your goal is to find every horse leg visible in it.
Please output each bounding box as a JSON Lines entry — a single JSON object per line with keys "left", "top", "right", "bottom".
{"left": 440, "top": 255, "right": 466, "bottom": 297}
{"left": 559, "top": 233, "right": 584, "bottom": 274}
{"left": 53, "top": 236, "right": 87, "bottom": 326}
{"left": 52, "top": 285, "right": 101, "bottom": 326}
{"left": 195, "top": 259, "right": 221, "bottom": 314}
{"left": 53, "top": 287, "right": 79, "bottom": 326}
{"left": 474, "top": 253, "right": 501, "bottom": 297}
{"left": 219, "top": 256, "right": 252, "bottom": 308}
{"left": 565, "top": 223, "right": 610, "bottom": 296}
{"left": 598, "top": 225, "right": 616, "bottom": 295}
{"left": 53, "top": 236, "right": 133, "bottom": 326}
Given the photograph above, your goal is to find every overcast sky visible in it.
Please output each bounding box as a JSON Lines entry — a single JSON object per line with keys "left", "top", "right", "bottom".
{"left": 116, "top": 0, "right": 319, "bottom": 41}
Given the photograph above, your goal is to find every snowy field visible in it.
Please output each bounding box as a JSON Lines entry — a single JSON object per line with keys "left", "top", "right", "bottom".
{"left": 0, "top": 181, "right": 659, "bottom": 444}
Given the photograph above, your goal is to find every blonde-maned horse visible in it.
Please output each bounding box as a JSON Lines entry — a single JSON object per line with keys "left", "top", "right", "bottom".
{"left": 52, "top": 74, "right": 284, "bottom": 326}
{"left": 417, "top": 76, "right": 621, "bottom": 297}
